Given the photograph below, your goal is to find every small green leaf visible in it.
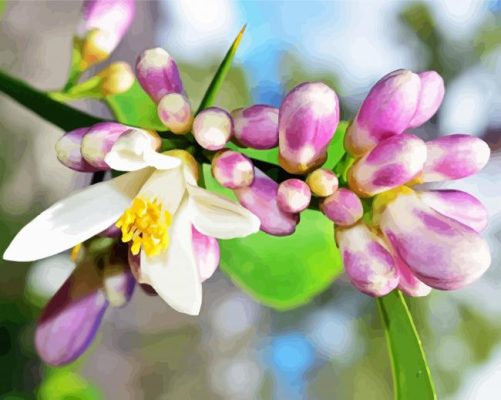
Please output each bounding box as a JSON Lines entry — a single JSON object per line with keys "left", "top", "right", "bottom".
{"left": 377, "top": 291, "right": 436, "bottom": 400}
{"left": 204, "top": 165, "right": 343, "bottom": 310}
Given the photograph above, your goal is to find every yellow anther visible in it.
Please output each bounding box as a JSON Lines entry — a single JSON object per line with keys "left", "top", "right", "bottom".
{"left": 70, "top": 243, "right": 83, "bottom": 262}
{"left": 116, "top": 197, "right": 172, "bottom": 257}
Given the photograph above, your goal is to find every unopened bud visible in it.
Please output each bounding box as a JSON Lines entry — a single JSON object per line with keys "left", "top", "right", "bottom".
{"left": 306, "top": 168, "right": 339, "bottom": 197}
{"left": 232, "top": 105, "right": 279, "bottom": 149}
{"left": 157, "top": 93, "right": 193, "bottom": 134}
{"left": 98, "top": 61, "right": 135, "bottom": 96}
{"left": 211, "top": 150, "right": 254, "bottom": 189}
{"left": 277, "top": 179, "right": 311, "bottom": 213}
{"left": 193, "top": 107, "right": 233, "bottom": 150}
{"left": 81, "top": 122, "right": 130, "bottom": 169}
{"left": 55, "top": 127, "right": 100, "bottom": 172}
{"left": 321, "top": 188, "right": 363, "bottom": 226}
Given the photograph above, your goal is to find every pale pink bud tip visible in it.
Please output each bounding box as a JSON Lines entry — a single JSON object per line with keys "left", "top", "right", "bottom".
{"left": 408, "top": 71, "right": 445, "bottom": 129}
{"left": 136, "top": 47, "right": 184, "bottom": 103}
{"left": 193, "top": 107, "right": 233, "bottom": 150}
{"left": 232, "top": 105, "right": 279, "bottom": 149}
{"left": 192, "top": 226, "right": 220, "bottom": 282}
{"left": 348, "top": 133, "right": 427, "bottom": 197}
{"left": 336, "top": 223, "right": 399, "bottom": 297}
{"left": 211, "top": 150, "right": 255, "bottom": 189}
{"left": 321, "top": 188, "right": 363, "bottom": 226}
{"left": 81, "top": 122, "right": 130, "bottom": 169}
{"left": 157, "top": 93, "right": 193, "bottom": 135}
{"left": 279, "top": 82, "right": 339, "bottom": 174}
{"left": 277, "top": 179, "right": 311, "bottom": 213}
{"left": 395, "top": 254, "right": 432, "bottom": 297}
{"left": 235, "top": 168, "right": 298, "bottom": 236}
{"left": 346, "top": 69, "right": 421, "bottom": 156}
{"left": 55, "top": 127, "right": 100, "bottom": 172}
{"left": 306, "top": 168, "right": 339, "bottom": 197}
{"left": 423, "top": 134, "right": 490, "bottom": 182}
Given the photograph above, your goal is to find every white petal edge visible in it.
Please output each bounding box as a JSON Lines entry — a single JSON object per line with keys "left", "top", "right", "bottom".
{"left": 186, "top": 184, "right": 261, "bottom": 239}
{"left": 139, "top": 198, "right": 203, "bottom": 315}
{"left": 3, "top": 169, "right": 152, "bottom": 262}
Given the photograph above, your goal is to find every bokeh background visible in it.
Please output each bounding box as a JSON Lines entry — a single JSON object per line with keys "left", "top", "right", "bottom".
{"left": 1, "top": 0, "right": 501, "bottom": 399}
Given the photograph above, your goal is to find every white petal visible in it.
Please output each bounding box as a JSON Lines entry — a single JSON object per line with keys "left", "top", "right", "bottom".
{"left": 3, "top": 169, "right": 151, "bottom": 262}
{"left": 138, "top": 166, "right": 186, "bottom": 215}
{"left": 186, "top": 184, "right": 261, "bottom": 239}
{"left": 139, "top": 199, "right": 202, "bottom": 315}
{"left": 104, "top": 129, "right": 180, "bottom": 171}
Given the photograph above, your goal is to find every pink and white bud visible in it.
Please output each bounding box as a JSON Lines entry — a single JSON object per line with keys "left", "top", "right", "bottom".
{"left": 81, "top": 122, "right": 130, "bottom": 169}
{"left": 79, "top": 0, "right": 135, "bottom": 69}
{"left": 277, "top": 179, "right": 311, "bottom": 213}
{"left": 192, "top": 226, "right": 220, "bottom": 282}
{"left": 306, "top": 169, "right": 339, "bottom": 197}
{"left": 321, "top": 188, "right": 363, "bottom": 226}
{"left": 102, "top": 262, "right": 135, "bottom": 308}
{"left": 419, "top": 189, "right": 488, "bottom": 232}
{"left": 379, "top": 190, "right": 491, "bottom": 290}
{"left": 348, "top": 134, "right": 427, "bottom": 197}
{"left": 157, "top": 93, "right": 193, "bottom": 135}
{"left": 235, "top": 168, "right": 298, "bottom": 236}
{"left": 336, "top": 223, "right": 399, "bottom": 297}
{"left": 423, "top": 134, "right": 490, "bottom": 182}
{"left": 408, "top": 71, "right": 445, "bottom": 128}
{"left": 232, "top": 105, "right": 279, "bottom": 149}
{"left": 55, "top": 127, "right": 100, "bottom": 172}
{"left": 345, "top": 69, "right": 421, "bottom": 156}
{"left": 395, "top": 253, "right": 432, "bottom": 297}
{"left": 279, "top": 82, "right": 339, "bottom": 174}
{"left": 211, "top": 150, "right": 254, "bottom": 189}
{"left": 193, "top": 107, "right": 233, "bottom": 150}
{"left": 136, "top": 47, "right": 184, "bottom": 103}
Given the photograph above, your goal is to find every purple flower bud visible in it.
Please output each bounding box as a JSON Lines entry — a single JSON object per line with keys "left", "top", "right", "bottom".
{"left": 127, "top": 249, "right": 141, "bottom": 282}
{"left": 98, "top": 224, "right": 121, "bottom": 238}
{"left": 232, "top": 105, "right": 279, "bottom": 149}
{"left": 336, "top": 223, "right": 399, "bottom": 297}
{"left": 102, "top": 262, "right": 135, "bottom": 308}
{"left": 79, "top": 0, "right": 135, "bottom": 69}
{"left": 211, "top": 150, "right": 254, "bottom": 189}
{"left": 55, "top": 127, "right": 100, "bottom": 172}
{"left": 395, "top": 253, "right": 432, "bottom": 297}
{"left": 348, "top": 134, "right": 427, "bottom": 197}
{"left": 306, "top": 168, "right": 339, "bottom": 197}
{"left": 234, "top": 168, "right": 298, "bottom": 236}
{"left": 35, "top": 262, "right": 108, "bottom": 366}
{"left": 192, "top": 226, "right": 220, "bottom": 282}
{"left": 408, "top": 71, "right": 445, "bottom": 129}
{"left": 193, "top": 107, "right": 233, "bottom": 150}
{"left": 157, "top": 93, "right": 193, "bottom": 135}
{"left": 321, "top": 188, "right": 363, "bottom": 226}
{"left": 419, "top": 189, "right": 488, "bottom": 232}
{"left": 345, "top": 69, "right": 421, "bottom": 156}
{"left": 277, "top": 179, "right": 311, "bottom": 213}
{"left": 81, "top": 122, "right": 130, "bottom": 169}
{"left": 279, "top": 82, "right": 339, "bottom": 174}
{"left": 379, "top": 190, "right": 491, "bottom": 290}
{"left": 136, "top": 47, "right": 184, "bottom": 103}
{"left": 423, "top": 134, "right": 490, "bottom": 182}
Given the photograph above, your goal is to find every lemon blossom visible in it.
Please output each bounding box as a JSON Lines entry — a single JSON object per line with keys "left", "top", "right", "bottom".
{"left": 4, "top": 130, "right": 260, "bottom": 315}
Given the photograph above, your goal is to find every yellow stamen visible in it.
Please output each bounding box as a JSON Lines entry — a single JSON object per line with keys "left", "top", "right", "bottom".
{"left": 116, "top": 197, "right": 172, "bottom": 257}
{"left": 70, "top": 243, "right": 83, "bottom": 262}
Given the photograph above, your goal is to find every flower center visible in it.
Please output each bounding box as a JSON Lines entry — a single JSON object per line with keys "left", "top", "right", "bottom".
{"left": 116, "top": 197, "right": 172, "bottom": 257}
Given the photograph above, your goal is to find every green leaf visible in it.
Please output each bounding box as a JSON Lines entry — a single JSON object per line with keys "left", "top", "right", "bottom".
{"left": 377, "top": 291, "right": 436, "bottom": 400}
{"left": 106, "top": 80, "right": 165, "bottom": 130}
{"left": 203, "top": 165, "right": 343, "bottom": 310}
{"left": 197, "top": 25, "right": 247, "bottom": 112}
{"left": 0, "top": 69, "right": 102, "bottom": 131}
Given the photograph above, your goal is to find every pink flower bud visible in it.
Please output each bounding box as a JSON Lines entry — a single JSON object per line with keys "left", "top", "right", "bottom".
{"left": 192, "top": 226, "right": 220, "bottom": 282}
{"left": 348, "top": 134, "right": 427, "bottom": 197}
{"left": 55, "top": 127, "right": 100, "bottom": 172}
{"left": 157, "top": 93, "right": 193, "bottom": 134}
{"left": 136, "top": 47, "right": 184, "bottom": 103}
{"left": 193, "top": 107, "right": 233, "bottom": 150}
{"left": 232, "top": 105, "right": 279, "bottom": 149}
{"left": 81, "top": 122, "right": 130, "bottom": 169}
{"left": 408, "top": 71, "right": 445, "bottom": 129}
{"left": 423, "top": 134, "right": 490, "bottom": 182}
{"left": 321, "top": 188, "right": 363, "bottom": 226}
{"left": 336, "top": 223, "right": 399, "bottom": 297}
{"left": 102, "top": 261, "right": 135, "bottom": 308}
{"left": 345, "top": 69, "right": 421, "bottom": 156}
{"left": 379, "top": 190, "right": 491, "bottom": 290}
{"left": 395, "top": 253, "right": 432, "bottom": 297}
{"left": 279, "top": 82, "right": 339, "bottom": 174}
{"left": 418, "top": 189, "right": 488, "bottom": 232}
{"left": 35, "top": 262, "right": 108, "bottom": 366}
{"left": 277, "top": 179, "right": 311, "bottom": 213}
{"left": 211, "top": 150, "right": 254, "bottom": 189}
{"left": 234, "top": 168, "right": 298, "bottom": 236}
{"left": 306, "top": 168, "right": 339, "bottom": 197}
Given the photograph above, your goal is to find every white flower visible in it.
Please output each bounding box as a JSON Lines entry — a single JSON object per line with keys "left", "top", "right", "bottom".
{"left": 4, "top": 130, "right": 260, "bottom": 315}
